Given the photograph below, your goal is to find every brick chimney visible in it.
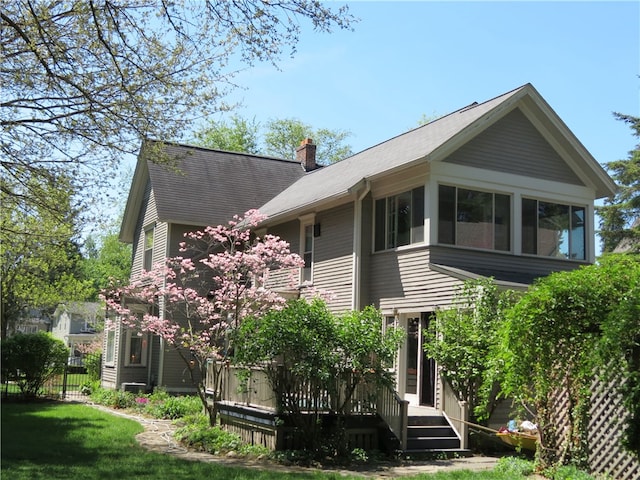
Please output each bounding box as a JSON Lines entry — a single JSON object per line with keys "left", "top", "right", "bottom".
{"left": 296, "top": 138, "right": 317, "bottom": 172}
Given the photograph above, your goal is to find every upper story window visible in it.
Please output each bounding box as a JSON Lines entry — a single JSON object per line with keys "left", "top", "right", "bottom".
{"left": 300, "top": 218, "right": 315, "bottom": 283}
{"left": 438, "top": 185, "right": 511, "bottom": 251}
{"left": 522, "top": 199, "right": 586, "bottom": 260}
{"left": 143, "top": 227, "right": 154, "bottom": 271}
{"left": 375, "top": 186, "right": 425, "bottom": 251}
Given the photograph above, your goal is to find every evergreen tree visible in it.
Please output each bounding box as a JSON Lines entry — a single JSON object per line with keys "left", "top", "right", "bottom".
{"left": 597, "top": 112, "right": 640, "bottom": 253}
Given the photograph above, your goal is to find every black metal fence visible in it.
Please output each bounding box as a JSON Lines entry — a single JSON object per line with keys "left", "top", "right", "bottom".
{"left": 2, "top": 355, "right": 101, "bottom": 400}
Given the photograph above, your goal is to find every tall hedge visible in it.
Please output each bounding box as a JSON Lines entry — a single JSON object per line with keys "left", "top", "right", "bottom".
{"left": 1, "top": 332, "right": 68, "bottom": 398}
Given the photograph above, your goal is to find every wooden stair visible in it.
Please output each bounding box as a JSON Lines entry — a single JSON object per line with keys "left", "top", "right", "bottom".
{"left": 404, "top": 414, "right": 471, "bottom": 456}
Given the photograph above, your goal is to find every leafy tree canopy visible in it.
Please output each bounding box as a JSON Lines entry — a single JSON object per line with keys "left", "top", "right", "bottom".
{"left": 424, "top": 277, "right": 518, "bottom": 423}
{"left": 194, "top": 116, "right": 353, "bottom": 165}
{"left": 597, "top": 112, "right": 640, "bottom": 253}
{"left": 235, "top": 298, "right": 402, "bottom": 452}
{"left": 82, "top": 232, "right": 131, "bottom": 301}
{"left": 1, "top": 175, "right": 92, "bottom": 338}
{"left": 1, "top": 1, "right": 354, "bottom": 238}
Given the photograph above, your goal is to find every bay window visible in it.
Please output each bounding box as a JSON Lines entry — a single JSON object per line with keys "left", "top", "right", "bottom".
{"left": 438, "top": 185, "right": 511, "bottom": 251}
{"left": 522, "top": 199, "right": 586, "bottom": 260}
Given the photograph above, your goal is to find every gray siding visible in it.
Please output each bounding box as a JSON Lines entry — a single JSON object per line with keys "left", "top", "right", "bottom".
{"left": 429, "top": 245, "right": 586, "bottom": 284}
{"left": 269, "top": 220, "right": 300, "bottom": 252}
{"left": 160, "top": 347, "right": 198, "bottom": 392}
{"left": 167, "top": 223, "right": 206, "bottom": 257}
{"left": 149, "top": 336, "right": 161, "bottom": 388}
{"left": 131, "top": 181, "right": 160, "bottom": 278}
{"left": 368, "top": 248, "right": 464, "bottom": 312}
{"left": 265, "top": 220, "right": 302, "bottom": 291}
{"left": 445, "top": 108, "right": 583, "bottom": 186}
{"left": 312, "top": 203, "right": 355, "bottom": 314}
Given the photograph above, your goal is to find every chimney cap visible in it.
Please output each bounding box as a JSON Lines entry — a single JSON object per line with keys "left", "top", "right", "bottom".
{"left": 300, "top": 138, "right": 314, "bottom": 146}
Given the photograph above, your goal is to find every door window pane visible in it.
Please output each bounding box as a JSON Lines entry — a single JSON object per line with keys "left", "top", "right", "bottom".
{"left": 405, "top": 318, "right": 419, "bottom": 395}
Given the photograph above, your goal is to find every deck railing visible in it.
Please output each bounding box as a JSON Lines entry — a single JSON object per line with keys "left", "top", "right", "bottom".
{"left": 440, "top": 377, "right": 469, "bottom": 449}
{"left": 376, "top": 382, "right": 409, "bottom": 450}
{"left": 207, "top": 361, "right": 380, "bottom": 415}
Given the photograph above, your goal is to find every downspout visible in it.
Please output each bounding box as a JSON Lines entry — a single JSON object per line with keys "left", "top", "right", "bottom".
{"left": 351, "top": 180, "right": 371, "bottom": 311}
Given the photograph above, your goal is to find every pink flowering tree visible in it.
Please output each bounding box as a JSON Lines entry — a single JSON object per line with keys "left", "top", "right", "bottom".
{"left": 103, "top": 210, "right": 303, "bottom": 425}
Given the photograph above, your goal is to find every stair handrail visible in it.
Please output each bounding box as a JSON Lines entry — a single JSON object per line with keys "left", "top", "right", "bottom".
{"left": 440, "top": 377, "right": 469, "bottom": 449}
{"left": 377, "top": 382, "right": 409, "bottom": 450}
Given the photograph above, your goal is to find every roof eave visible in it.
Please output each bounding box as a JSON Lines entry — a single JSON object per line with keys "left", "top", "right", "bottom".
{"left": 119, "top": 148, "right": 150, "bottom": 244}
{"left": 259, "top": 191, "right": 354, "bottom": 228}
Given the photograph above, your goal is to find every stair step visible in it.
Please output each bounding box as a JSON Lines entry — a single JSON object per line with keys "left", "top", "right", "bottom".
{"left": 407, "top": 436, "right": 461, "bottom": 450}
{"left": 407, "top": 425, "right": 457, "bottom": 438}
{"left": 408, "top": 415, "right": 449, "bottom": 426}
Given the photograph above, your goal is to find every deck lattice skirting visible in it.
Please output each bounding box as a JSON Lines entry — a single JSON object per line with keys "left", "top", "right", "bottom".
{"left": 549, "top": 369, "right": 639, "bottom": 480}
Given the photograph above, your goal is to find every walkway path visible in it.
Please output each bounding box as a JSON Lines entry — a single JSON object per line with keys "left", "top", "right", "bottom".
{"left": 84, "top": 401, "right": 501, "bottom": 478}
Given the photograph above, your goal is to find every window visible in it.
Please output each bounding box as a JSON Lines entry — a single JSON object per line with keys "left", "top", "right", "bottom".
{"left": 522, "top": 199, "right": 586, "bottom": 260}
{"left": 375, "top": 186, "right": 424, "bottom": 251}
{"left": 105, "top": 329, "right": 116, "bottom": 365}
{"left": 301, "top": 222, "right": 314, "bottom": 283}
{"left": 143, "top": 227, "right": 154, "bottom": 271}
{"left": 438, "top": 185, "right": 511, "bottom": 251}
{"left": 124, "top": 330, "right": 148, "bottom": 366}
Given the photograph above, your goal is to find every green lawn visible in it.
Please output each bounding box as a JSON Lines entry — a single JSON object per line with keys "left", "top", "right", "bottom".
{"left": 1, "top": 402, "right": 521, "bottom": 480}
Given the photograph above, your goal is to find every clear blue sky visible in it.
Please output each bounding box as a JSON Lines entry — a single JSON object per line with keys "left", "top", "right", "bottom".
{"left": 216, "top": 1, "right": 639, "bottom": 167}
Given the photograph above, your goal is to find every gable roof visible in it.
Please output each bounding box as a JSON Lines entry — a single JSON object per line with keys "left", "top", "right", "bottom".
{"left": 120, "top": 141, "right": 306, "bottom": 243}
{"left": 258, "top": 83, "right": 616, "bottom": 225}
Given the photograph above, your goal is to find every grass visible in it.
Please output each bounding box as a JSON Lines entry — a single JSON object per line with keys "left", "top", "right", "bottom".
{"left": 1, "top": 401, "right": 526, "bottom": 480}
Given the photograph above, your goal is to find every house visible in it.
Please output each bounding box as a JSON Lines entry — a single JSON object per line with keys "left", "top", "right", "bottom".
{"left": 102, "top": 142, "right": 307, "bottom": 391}
{"left": 51, "top": 302, "right": 102, "bottom": 365}
{"left": 8, "top": 308, "right": 50, "bottom": 336}
{"left": 256, "top": 83, "right": 614, "bottom": 414}
{"left": 106, "top": 84, "right": 616, "bottom": 451}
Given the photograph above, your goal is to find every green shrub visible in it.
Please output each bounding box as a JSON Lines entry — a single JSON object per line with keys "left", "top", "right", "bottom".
{"left": 174, "top": 415, "right": 268, "bottom": 457}
{"left": 1, "top": 332, "right": 68, "bottom": 397}
{"left": 494, "top": 456, "right": 534, "bottom": 476}
{"left": 543, "top": 464, "right": 597, "bottom": 480}
{"left": 89, "top": 386, "right": 135, "bottom": 409}
{"left": 146, "top": 394, "right": 203, "bottom": 419}
{"left": 80, "top": 379, "right": 101, "bottom": 396}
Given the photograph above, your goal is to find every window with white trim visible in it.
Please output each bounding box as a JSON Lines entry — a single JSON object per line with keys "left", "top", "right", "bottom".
{"left": 375, "top": 186, "right": 425, "bottom": 251}
{"left": 124, "top": 330, "right": 148, "bottom": 367}
{"left": 143, "top": 227, "right": 154, "bottom": 271}
{"left": 438, "top": 185, "right": 511, "bottom": 251}
{"left": 105, "top": 329, "right": 116, "bottom": 366}
{"left": 522, "top": 198, "right": 586, "bottom": 260}
{"left": 301, "top": 221, "right": 314, "bottom": 283}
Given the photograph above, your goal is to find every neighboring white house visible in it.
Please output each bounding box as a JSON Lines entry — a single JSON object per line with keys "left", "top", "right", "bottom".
{"left": 51, "top": 302, "right": 103, "bottom": 364}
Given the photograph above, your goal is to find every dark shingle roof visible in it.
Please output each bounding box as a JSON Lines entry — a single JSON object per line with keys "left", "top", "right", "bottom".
{"left": 120, "top": 142, "right": 305, "bottom": 242}
{"left": 258, "top": 84, "right": 615, "bottom": 224}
